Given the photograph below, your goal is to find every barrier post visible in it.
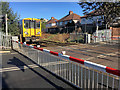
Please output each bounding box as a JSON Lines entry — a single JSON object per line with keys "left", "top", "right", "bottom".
{"left": 88, "top": 34, "right": 91, "bottom": 43}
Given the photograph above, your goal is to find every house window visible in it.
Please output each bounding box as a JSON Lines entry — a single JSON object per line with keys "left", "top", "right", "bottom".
{"left": 69, "top": 20, "right": 72, "bottom": 23}
{"left": 60, "top": 22, "right": 62, "bottom": 25}
{"left": 56, "top": 22, "right": 58, "bottom": 25}
{"left": 65, "top": 21, "right": 67, "bottom": 24}
{"left": 82, "top": 18, "right": 86, "bottom": 21}
{"left": 49, "top": 23, "right": 51, "bottom": 27}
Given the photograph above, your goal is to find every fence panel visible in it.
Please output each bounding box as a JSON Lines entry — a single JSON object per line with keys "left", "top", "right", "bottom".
{"left": 70, "top": 33, "right": 85, "bottom": 43}
{"left": 12, "top": 41, "right": 120, "bottom": 89}
{"left": 1, "top": 35, "right": 12, "bottom": 49}
{"left": 92, "top": 29, "right": 112, "bottom": 43}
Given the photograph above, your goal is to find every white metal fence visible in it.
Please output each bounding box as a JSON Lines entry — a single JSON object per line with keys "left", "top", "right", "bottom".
{"left": 92, "top": 29, "right": 112, "bottom": 43}
{"left": 12, "top": 41, "right": 120, "bottom": 89}
{"left": 70, "top": 33, "right": 91, "bottom": 43}
{"left": 0, "top": 32, "right": 12, "bottom": 49}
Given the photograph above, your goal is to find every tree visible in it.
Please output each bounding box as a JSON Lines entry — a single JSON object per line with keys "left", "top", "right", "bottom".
{"left": 1, "top": 2, "right": 20, "bottom": 35}
{"left": 78, "top": 1, "right": 120, "bottom": 26}
{"left": 40, "top": 18, "right": 46, "bottom": 30}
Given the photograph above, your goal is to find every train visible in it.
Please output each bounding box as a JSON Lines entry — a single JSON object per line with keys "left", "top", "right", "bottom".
{"left": 18, "top": 18, "right": 42, "bottom": 43}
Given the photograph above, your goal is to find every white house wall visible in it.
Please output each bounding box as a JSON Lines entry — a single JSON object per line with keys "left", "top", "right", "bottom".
{"left": 51, "top": 23, "right": 56, "bottom": 26}
{"left": 73, "top": 20, "right": 79, "bottom": 23}
{"left": 46, "top": 23, "right": 56, "bottom": 28}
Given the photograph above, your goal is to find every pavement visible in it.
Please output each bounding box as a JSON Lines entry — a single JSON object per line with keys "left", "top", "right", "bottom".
{"left": 44, "top": 41, "right": 120, "bottom": 70}
{"left": 1, "top": 50, "right": 76, "bottom": 89}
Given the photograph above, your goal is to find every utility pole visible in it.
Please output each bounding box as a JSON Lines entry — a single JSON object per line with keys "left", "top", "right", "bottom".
{"left": 96, "top": 18, "right": 99, "bottom": 43}
{"left": 96, "top": 18, "right": 98, "bottom": 32}
{"left": 5, "top": 14, "right": 8, "bottom": 36}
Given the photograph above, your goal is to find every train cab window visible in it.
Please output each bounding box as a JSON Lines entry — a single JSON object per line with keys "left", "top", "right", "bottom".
{"left": 24, "top": 20, "right": 29, "bottom": 28}
{"left": 30, "top": 21, "right": 35, "bottom": 28}
{"left": 36, "top": 21, "right": 40, "bottom": 28}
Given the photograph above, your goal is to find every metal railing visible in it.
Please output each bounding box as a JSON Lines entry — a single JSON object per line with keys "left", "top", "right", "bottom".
{"left": 70, "top": 33, "right": 91, "bottom": 44}
{"left": 92, "top": 29, "right": 112, "bottom": 43}
{"left": 12, "top": 41, "right": 120, "bottom": 89}
{"left": 0, "top": 33, "right": 12, "bottom": 49}
{"left": 70, "top": 33, "right": 85, "bottom": 43}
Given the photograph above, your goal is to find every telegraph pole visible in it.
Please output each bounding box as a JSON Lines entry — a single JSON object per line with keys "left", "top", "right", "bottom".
{"left": 96, "top": 18, "right": 98, "bottom": 32}
{"left": 5, "top": 14, "right": 8, "bottom": 36}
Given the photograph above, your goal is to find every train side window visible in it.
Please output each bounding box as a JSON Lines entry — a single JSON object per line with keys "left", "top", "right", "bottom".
{"left": 24, "top": 20, "right": 29, "bottom": 28}
{"left": 36, "top": 21, "right": 40, "bottom": 28}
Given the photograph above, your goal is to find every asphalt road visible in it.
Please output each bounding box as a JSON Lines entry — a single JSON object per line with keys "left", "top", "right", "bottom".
{"left": 1, "top": 50, "right": 76, "bottom": 89}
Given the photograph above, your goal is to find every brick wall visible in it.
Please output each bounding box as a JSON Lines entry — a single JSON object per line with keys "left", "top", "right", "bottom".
{"left": 110, "top": 27, "right": 120, "bottom": 40}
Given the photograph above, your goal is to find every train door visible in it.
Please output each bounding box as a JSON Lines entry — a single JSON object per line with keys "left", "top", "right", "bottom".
{"left": 30, "top": 20, "right": 36, "bottom": 36}
{"left": 23, "top": 20, "right": 31, "bottom": 37}
{"left": 35, "top": 20, "right": 41, "bottom": 37}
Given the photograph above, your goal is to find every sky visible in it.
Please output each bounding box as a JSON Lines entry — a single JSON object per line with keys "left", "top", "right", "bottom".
{"left": 9, "top": 2, "right": 84, "bottom": 20}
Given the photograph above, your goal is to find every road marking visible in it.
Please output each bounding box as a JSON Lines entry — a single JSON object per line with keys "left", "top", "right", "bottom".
{"left": 86, "top": 57, "right": 94, "bottom": 60}
{"left": 0, "top": 64, "right": 39, "bottom": 72}
{"left": 10, "top": 53, "right": 18, "bottom": 54}
{"left": 1, "top": 61, "right": 69, "bottom": 72}
{"left": 0, "top": 51, "right": 10, "bottom": 54}
{"left": 86, "top": 52, "right": 119, "bottom": 60}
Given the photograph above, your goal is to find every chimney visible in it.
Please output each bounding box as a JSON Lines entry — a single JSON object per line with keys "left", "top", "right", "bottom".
{"left": 51, "top": 17, "right": 54, "bottom": 19}
{"left": 69, "top": 11, "right": 73, "bottom": 15}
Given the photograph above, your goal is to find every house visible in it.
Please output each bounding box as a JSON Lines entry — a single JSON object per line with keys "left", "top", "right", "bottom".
{"left": 45, "top": 11, "right": 81, "bottom": 33}
{"left": 57, "top": 11, "right": 81, "bottom": 33}
{"left": 45, "top": 17, "right": 58, "bottom": 33}
{"left": 46, "top": 17, "right": 57, "bottom": 28}
{"left": 110, "top": 17, "right": 120, "bottom": 40}
{"left": 80, "top": 10, "right": 105, "bottom": 34}
{"left": 57, "top": 11, "right": 81, "bottom": 27}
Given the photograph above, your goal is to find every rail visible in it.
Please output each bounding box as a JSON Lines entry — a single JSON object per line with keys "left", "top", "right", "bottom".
{"left": 12, "top": 40, "right": 120, "bottom": 89}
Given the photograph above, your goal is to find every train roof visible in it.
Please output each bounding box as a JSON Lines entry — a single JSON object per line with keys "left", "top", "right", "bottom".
{"left": 20, "top": 18, "right": 41, "bottom": 21}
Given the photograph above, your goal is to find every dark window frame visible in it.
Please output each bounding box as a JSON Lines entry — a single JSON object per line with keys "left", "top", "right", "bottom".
{"left": 24, "top": 20, "right": 29, "bottom": 29}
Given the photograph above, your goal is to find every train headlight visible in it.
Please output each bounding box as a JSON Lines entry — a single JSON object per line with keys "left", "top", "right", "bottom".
{"left": 37, "top": 31, "right": 40, "bottom": 34}
{"left": 24, "top": 32, "right": 28, "bottom": 35}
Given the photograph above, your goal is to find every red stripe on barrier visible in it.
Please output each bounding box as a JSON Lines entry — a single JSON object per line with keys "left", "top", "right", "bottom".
{"left": 94, "top": 36, "right": 98, "bottom": 38}
{"left": 106, "top": 67, "right": 120, "bottom": 76}
{"left": 50, "top": 51, "right": 58, "bottom": 56}
{"left": 16, "top": 41, "right": 18, "bottom": 43}
{"left": 34, "top": 46, "right": 39, "bottom": 49}
{"left": 35, "top": 47, "right": 43, "bottom": 51}
{"left": 20, "top": 42, "right": 23, "bottom": 44}
{"left": 34, "top": 46, "right": 37, "bottom": 48}
{"left": 69, "top": 56, "right": 84, "bottom": 64}
{"left": 102, "top": 36, "right": 106, "bottom": 38}
{"left": 26, "top": 44, "right": 29, "bottom": 46}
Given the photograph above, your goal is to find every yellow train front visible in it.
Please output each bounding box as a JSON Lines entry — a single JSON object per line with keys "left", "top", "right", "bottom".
{"left": 19, "top": 18, "right": 41, "bottom": 43}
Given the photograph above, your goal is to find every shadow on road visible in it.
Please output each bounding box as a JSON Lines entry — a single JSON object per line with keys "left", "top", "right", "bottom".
{"left": 6, "top": 56, "right": 65, "bottom": 89}
{"left": 7, "top": 57, "right": 26, "bottom": 72}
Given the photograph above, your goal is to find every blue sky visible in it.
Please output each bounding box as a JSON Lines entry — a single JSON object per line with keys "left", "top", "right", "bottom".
{"left": 9, "top": 2, "right": 84, "bottom": 20}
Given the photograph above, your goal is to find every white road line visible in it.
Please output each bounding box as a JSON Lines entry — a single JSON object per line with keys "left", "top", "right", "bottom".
{"left": 1, "top": 61, "right": 69, "bottom": 72}
{"left": 10, "top": 53, "right": 18, "bottom": 54}
{"left": 85, "top": 52, "right": 119, "bottom": 60}
{"left": 0, "top": 51, "right": 10, "bottom": 54}
{"left": 0, "top": 64, "right": 38, "bottom": 72}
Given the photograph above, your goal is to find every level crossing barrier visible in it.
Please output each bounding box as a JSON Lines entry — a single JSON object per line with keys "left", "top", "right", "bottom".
{"left": 12, "top": 40, "right": 120, "bottom": 89}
